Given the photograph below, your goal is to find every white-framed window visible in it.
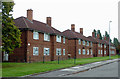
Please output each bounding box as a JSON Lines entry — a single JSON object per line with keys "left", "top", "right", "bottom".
{"left": 101, "top": 44, "right": 102, "bottom": 48}
{"left": 91, "top": 49, "right": 93, "bottom": 55}
{"left": 33, "top": 31, "right": 39, "bottom": 40}
{"left": 87, "top": 49, "right": 89, "bottom": 55}
{"left": 44, "top": 48, "right": 50, "bottom": 55}
{"left": 104, "top": 50, "right": 106, "bottom": 54}
{"left": 56, "top": 35, "right": 61, "bottom": 43}
{"left": 78, "top": 39, "right": 81, "bottom": 45}
{"left": 112, "top": 51, "right": 115, "bottom": 54}
{"left": 33, "top": 47, "right": 39, "bottom": 56}
{"left": 98, "top": 50, "right": 100, "bottom": 54}
{"left": 83, "top": 49, "right": 86, "bottom": 55}
{"left": 87, "top": 41, "right": 89, "bottom": 46}
{"left": 101, "top": 50, "right": 102, "bottom": 54}
{"left": 3, "top": 52, "right": 8, "bottom": 61}
{"left": 98, "top": 43, "right": 100, "bottom": 47}
{"left": 91, "top": 42, "right": 92, "bottom": 46}
{"left": 78, "top": 49, "right": 81, "bottom": 54}
{"left": 83, "top": 40, "right": 85, "bottom": 45}
{"left": 44, "top": 33, "right": 50, "bottom": 41}
{"left": 63, "top": 37, "right": 65, "bottom": 44}
{"left": 63, "top": 49, "right": 65, "bottom": 55}
{"left": 56, "top": 48, "right": 61, "bottom": 55}
{"left": 104, "top": 44, "right": 106, "bottom": 48}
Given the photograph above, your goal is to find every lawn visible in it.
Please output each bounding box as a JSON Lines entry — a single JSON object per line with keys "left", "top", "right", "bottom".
{"left": 2, "top": 55, "right": 118, "bottom": 77}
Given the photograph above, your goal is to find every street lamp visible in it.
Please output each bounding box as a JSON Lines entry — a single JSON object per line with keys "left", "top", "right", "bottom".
{"left": 109, "top": 21, "right": 112, "bottom": 59}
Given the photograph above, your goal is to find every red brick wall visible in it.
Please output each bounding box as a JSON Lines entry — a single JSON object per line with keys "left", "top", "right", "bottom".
{"left": 9, "top": 30, "right": 27, "bottom": 62}
{"left": 52, "top": 36, "right": 68, "bottom": 61}
{"left": 8, "top": 30, "right": 69, "bottom": 62}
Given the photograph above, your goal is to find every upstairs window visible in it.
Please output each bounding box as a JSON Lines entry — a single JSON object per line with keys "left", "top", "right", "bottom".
{"left": 56, "top": 35, "right": 61, "bottom": 43}
{"left": 83, "top": 49, "right": 86, "bottom": 55}
{"left": 63, "top": 37, "right": 65, "bottom": 44}
{"left": 101, "top": 44, "right": 102, "bottom": 48}
{"left": 33, "top": 32, "right": 39, "bottom": 40}
{"left": 87, "top": 49, "right": 89, "bottom": 55}
{"left": 33, "top": 47, "right": 39, "bottom": 56}
{"left": 78, "top": 39, "right": 81, "bottom": 45}
{"left": 56, "top": 48, "right": 61, "bottom": 55}
{"left": 63, "top": 49, "right": 65, "bottom": 55}
{"left": 104, "top": 44, "right": 106, "bottom": 48}
{"left": 91, "top": 42, "right": 92, "bottom": 46}
{"left": 83, "top": 40, "right": 85, "bottom": 45}
{"left": 87, "top": 41, "right": 89, "bottom": 46}
{"left": 44, "top": 33, "right": 50, "bottom": 41}
{"left": 98, "top": 43, "right": 100, "bottom": 47}
{"left": 78, "top": 49, "right": 81, "bottom": 54}
{"left": 44, "top": 48, "right": 50, "bottom": 55}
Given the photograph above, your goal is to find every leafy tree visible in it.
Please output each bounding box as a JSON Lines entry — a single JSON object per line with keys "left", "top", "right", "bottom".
{"left": 93, "top": 29, "right": 97, "bottom": 38}
{"left": 113, "top": 38, "right": 119, "bottom": 48}
{"left": 97, "top": 30, "right": 102, "bottom": 40}
{"left": 104, "top": 31, "right": 112, "bottom": 43}
{"left": 2, "top": 2, "right": 21, "bottom": 54}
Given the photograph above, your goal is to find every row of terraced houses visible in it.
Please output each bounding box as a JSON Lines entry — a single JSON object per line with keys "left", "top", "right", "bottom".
{"left": 2, "top": 9, "right": 116, "bottom": 62}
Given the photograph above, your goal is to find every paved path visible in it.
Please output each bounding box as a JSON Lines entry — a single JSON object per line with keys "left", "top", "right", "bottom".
{"left": 30, "top": 59, "right": 119, "bottom": 77}
{"left": 65, "top": 61, "right": 118, "bottom": 77}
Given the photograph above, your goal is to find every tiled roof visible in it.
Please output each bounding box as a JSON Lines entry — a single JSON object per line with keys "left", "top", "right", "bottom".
{"left": 62, "top": 29, "right": 90, "bottom": 41}
{"left": 14, "top": 17, "right": 63, "bottom": 36}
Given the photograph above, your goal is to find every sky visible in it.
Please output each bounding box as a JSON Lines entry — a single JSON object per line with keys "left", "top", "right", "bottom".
{"left": 13, "top": 0, "right": 119, "bottom": 41}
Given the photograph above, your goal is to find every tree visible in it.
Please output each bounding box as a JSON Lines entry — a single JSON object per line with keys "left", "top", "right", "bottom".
{"left": 2, "top": 2, "right": 21, "bottom": 54}
{"left": 93, "top": 29, "right": 97, "bottom": 38}
{"left": 113, "top": 38, "right": 119, "bottom": 48}
{"left": 97, "top": 30, "right": 102, "bottom": 40}
{"left": 104, "top": 31, "right": 112, "bottom": 43}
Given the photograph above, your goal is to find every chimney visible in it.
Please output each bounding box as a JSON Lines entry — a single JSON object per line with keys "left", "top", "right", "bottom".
{"left": 27, "top": 9, "right": 33, "bottom": 21}
{"left": 92, "top": 32, "right": 95, "bottom": 37}
{"left": 47, "top": 17, "right": 51, "bottom": 26}
{"left": 80, "top": 28, "right": 83, "bottom": 34}
{"left": 97, "top": 33, "right": 100, "bottom": 39}
{"left": 71, "top": 24, "right": 75, "bottom": 32}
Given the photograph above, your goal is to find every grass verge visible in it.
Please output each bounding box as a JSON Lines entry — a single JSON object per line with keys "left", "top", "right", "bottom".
{"left": 2, "top": 55, "right": 118, "bottom": 77}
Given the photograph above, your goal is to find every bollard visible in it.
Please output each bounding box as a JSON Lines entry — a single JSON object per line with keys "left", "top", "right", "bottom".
{"left": 43, "top": 56, "right": 45, "bottom": 64}
{"left": 29, "top": 56, "right": 31, "bottom": 63}
{"left": 58, "top": 56, "right": 59, "bottom": 64}
{"left": 74, "top": 57, "right": 76, "bottom": 64}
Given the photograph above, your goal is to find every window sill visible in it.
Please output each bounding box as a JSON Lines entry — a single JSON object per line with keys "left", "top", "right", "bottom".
{"left": 33, "top": 55, "right": 39, "bottom": 56}
{"left": 33, "top": 39, "right": 39, "bottom": 40}
{"left": 44, "top": 40, "right": 50, "bottom": 42}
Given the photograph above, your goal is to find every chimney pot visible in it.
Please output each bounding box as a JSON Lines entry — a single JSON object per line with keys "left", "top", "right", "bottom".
{"left": 71, "top": 24, "right": 75, "bottom": 32}
{"left": 80, "top": 28, "right": 83, "bottom": 34}
{"left": 46, "top": 17, "right": 51, "bottom": 26}
{"left": 27, "top": 9, "right": 33, "bottom": 21}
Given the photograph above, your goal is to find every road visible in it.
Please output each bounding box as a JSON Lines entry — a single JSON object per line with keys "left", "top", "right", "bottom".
{"left": 65, "top": 61, "right": 118, "bottom": 77}
{"left": 31, "top": 60, "right": 119, "bottom": 77}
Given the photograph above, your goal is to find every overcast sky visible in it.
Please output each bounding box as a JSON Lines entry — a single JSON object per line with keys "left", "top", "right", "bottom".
{"left": 13, "top": 0, "right": 119, "bottom": 41}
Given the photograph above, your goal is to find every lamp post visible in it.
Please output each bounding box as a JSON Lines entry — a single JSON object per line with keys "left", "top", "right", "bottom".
{"left": 109, "top": 21, "right": 112, "bottom": 59}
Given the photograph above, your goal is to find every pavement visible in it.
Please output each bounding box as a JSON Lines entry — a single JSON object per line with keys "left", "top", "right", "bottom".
{"left": 27, "top": 58, "right": 120, "bottom": 77}
{"left": 65, "top": 61, "right": 118, "bottom": 77}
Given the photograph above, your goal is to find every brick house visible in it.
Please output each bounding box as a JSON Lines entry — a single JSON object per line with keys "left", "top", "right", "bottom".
{"left": 62, "top": 24, "right": 93, "bottom": 59}
{"left": 3, "top": 9, "right": 68, "bottom": 62}
{"left": 88, "top": 32, "right": 116, "bottom": 57}
{"left": 2, "top": 9, "right": 116, "bottom": 62}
